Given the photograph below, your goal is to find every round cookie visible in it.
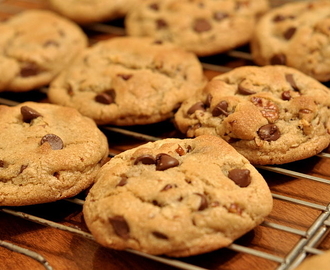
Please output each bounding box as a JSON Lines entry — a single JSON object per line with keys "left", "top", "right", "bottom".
{"left": 125, "top": 0, "right": 269, "bottom": 57}
{"left": 293, "top": 250, "right": 330, "bottom": 270}
{"left": 47, "top": 0, "right": 143, "bottom": 25}
{"left": 48, "top": 36, "right": 206, "bottom": 126}
{"left": 0, "top": 9, "right": 88, "bottom": 92}
{"left": 174, "top": 65, "right": 330, "bottom": 165}
{"left": 83, "top": 135, "right": 273, "bottom": 257}
{"left": 0, "top": 102, "right": 109, "bottom": 206}
{"left": 250, "top": 0, "right": 330, "bottom": 82}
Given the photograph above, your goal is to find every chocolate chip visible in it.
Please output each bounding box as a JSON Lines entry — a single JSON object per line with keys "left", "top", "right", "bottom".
{"left": 95, "top": 90, "right": 116, "bottom": 104}
{"left": 156, "top": 19, "right": 167, "bottom": 29}
{"left": 205, "top": 94, "right": 212, "bottom": 107}
{"left": 0, "top": 160, "right": 4, "bottom": 167}
{"left": 258, "top": 124, "right": 281, "bottom": 141}
{"left": 281, "top": 90, "right": 292, "bottom": 100}
{"left": 21, "top": 106, "right": 42, "bottom": 123}
{"left": 285, "top": 74, "right": 299, "bottom": 91}
{"left": 212, "top": 100, "right": 229, "bottom": 116}
{"left": 228, "top": 169, "right": 251, "bottom": 187}
{"left": 213, "top": 11, "right": 228, "bottom": 21}
{"left": 270, "top": 54, "right": 286, "bottom": 65}
{"left": 284, "top": 27, "right": 296, "bottom": 40}
{"left": 109, "top": 216, "right": 130, "bottom": 239}
{"left": 117, "top": 74, "right": 133, "bottom": 80}
{"left": 152, "top": 231, "right": 168, "bottom": 240}
{"left": 187, "top": 102, "right": 205, "bottom": 114}
{"left": 195, "top": 193, "right": 208, "bottom": 211}
{"left": 116, "top": 176, "right": 128, "bottom": 187}
{"left": 149, "top": 3, "right": 159, "bottom": 10}
{"left": 134, "top": 154, "right": 156, "bottom": 165}
{"left": 155, "top": 154, "right": 179, "bottom": 171}
{"left": 175, "top": 145, "right": 185, "bottom": 156}
{"left": 161, "top": 184, "right": 177, "bottom": 191}
{"left": 20, "top": 164, "right": 28, "bottom": 173}
{"left": 43, "top": 40, "right": 59, "bottom": 47}
{"left": 273, "top": 14, "right": 295, "bottom": 22}
{"left": 238, "top": 83, "right": 256, "bottom": 95}
{"left": 193, "top": 18, "right": 212, "bottom": 32}
{"left": 20, "top": 62, "right": 39, "bottom": 77}
{"left": 40, "top": 134, "right": 64, "bottom": 150}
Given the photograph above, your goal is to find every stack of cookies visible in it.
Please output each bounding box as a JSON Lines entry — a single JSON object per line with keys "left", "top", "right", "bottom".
{"left": 1, "top": 0, "right": 330, "bottom": 260}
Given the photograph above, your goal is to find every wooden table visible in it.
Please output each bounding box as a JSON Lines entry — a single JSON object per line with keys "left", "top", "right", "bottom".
{"left": 0, "top": 1, "right": 329, "bottom": 270}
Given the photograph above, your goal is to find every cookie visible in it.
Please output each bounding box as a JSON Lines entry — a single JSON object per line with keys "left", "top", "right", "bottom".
{"left": 125, "top": 0, "right": 269, "bottom": 57}
{"left": 250, "top": 0, "right": 330, "bottom": 82}
{"left": 174, "top": 65, "right": 330, "bottom": 165}
{"left": 0, "top": 102, "right": 109, "bottom": 206}
{"left": 293, "top": 250, "right": 330, "bottom": 270}
{"left": 47, "top": 0, "right": 142, "bottom": 25}
{"left": 0, "top": 9, "right": 88, "bottom": 92}
{"left": 48, "top": 36, "right": 206, "bottom": 126}
{"left": 83, "top": 135, "right": 273, "bottom": 257}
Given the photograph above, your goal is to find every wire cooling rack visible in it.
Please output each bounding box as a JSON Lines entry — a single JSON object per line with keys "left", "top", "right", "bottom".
{"left": 0, "top": 0, "right": 329, "bottom": 270}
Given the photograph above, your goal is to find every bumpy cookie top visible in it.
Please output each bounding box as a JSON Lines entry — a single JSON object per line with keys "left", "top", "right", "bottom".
{"left": 174, "top": 65, "right": 330, "bottom": 165}
{"left": 0, "top": 9, "right": 87, "bottom": 92}
{"left": 83, "top": 135, "right": 273, "bottom": 257}
{"left": 251, "top": 0, "right": 330, "bottom": 82}
{"left": 48, "top": 36, "right": 206, "bottom": 126}
{"left": 0, "top": 102, "right": 109, "bottom": 206}
{"left": 47, "top": 0, "right": 143, "bottom": 24}
{"left": 125, "top": 0, "right": 269, "bottom": 56}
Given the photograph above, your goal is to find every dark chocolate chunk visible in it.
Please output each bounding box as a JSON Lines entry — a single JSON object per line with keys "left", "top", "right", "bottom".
{"left": 109, "top": 216, "right": 130, "bottom": 239}
{"left": 21, "top": 106, "right": 42, "bottom": 123}
{"left": 228, "top": 169, "right": 251, "bottom": 187}
{"left": 258, "top": 124, "right": 281, "bottom": 141}
{"left": 285, "top": 74, "right": 299, "bottom": 91}
{"left": 134, "top": 154, "right": 156, "bottom": 165}
{"left": 40, "top": 134, "right": 64, "bottom": 150}
{"left": 284, "top": 27, "right": 296, "bottom": 40}
{"left": 270, "top": 54, "right": 286, "bottom": 65}
{"left": 187, "top": 101, "right": 205, "bottom": 114}
{"left": 20, "top": 62, "right": 39, "bottom": 77}
{"left": 212, "top": 100, "right": 229, "bottom": 116}
{"left": 193, "top": 18, "right": 212, "bottom": 32}
{"left": 195, "top": 193, "right": 208, "bottom": 211}
{"left": 281, "top": 90, "right": 292, "bottom": 100}
{"left": 95, "top": 90, "right": 116, "bottom": 104}
{"left": 155, "top": 154, "right": 179, "bottom": 171}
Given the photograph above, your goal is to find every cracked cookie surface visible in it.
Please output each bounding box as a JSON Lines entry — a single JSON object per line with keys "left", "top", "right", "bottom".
{"left": 47, "top": 0, "right": 143, "bottom": 24}
{"left": 0, "top": 9, "right": 88, "bottom": 92}
{"left": 48, "top": 36, "right": 206, "bottom": 125}
{"left": 125, "top": 0, "right": 269, "bottom": 56}
{"left": 83, "top": 135, "right": 273, "bottom": 257}
{"left": 174, "top": 65, "right": 330, "bottom": 165}
{"left": 0, "top": 102, "right": 109, "bottom": 206}
{"left": 251, "top": 0, "right": 330, "bottom": 82}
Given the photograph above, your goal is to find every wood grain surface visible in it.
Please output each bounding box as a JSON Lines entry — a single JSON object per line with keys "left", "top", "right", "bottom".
{"left": 0, "top": 1, "right": 329, "bottom": 270}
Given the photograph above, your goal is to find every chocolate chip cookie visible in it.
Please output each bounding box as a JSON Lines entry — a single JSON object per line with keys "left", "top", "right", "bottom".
{"left": 174, "top": 65, "right": 330, "bottom": 165}
{"left": 0, "top": 9, "right": 88, "bottom": 92}
{"left": 125, "top": 0, "right": 269, "bottom": 57}
{"left": 250, "top": 0, "right": 330, "bottom": 82}
{"left": 83, "top": 135, "right": 273, "bottom": 257}
{"left": 47, "top": 0, "right": 142, "bottom": 24}
{"left": 48, "top": 36, "right": 206, "bottom": 126}
{"left": 0, "top": 102, "right": 109, "bottom": 206}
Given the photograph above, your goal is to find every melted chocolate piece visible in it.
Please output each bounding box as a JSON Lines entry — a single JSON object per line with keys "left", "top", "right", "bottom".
{"left": 21, "top": 106, "right": 42, "bottom": 123}
{"left": 213, "top": 11, "right": 228, "bottom": 21}
{"left": 195, "top": 193, "right": 208, "bottom": 211}
{"left": 193, "top": 18, "right": 212, "bottom": 32}
{"left": 0, "top": 160, "right": 4, "bottom": 167}
{"left": 175, "top": 145, "right": 185, "bottom": 156}
{"left": 258, "top": 124, "right": 281, "bottom": 141}
{"left": 20, "top": 62, "right": 39, "bottom": 77}
{"left": 284, "top": 27, "right": 296, "bottom": 40}
{"left": 95, "top": 90, "right": 116, "bottom": 104}
{"left": 281, "top": 90, "right": 292, "bottom": 100}
{"left": 116, "top": 177, "right": 128, "bottom": 187}
{"left": 40, "top": 134, "right": 64, "bottom": 150}
{"left": 228, "top": 169, "right": 251, "bottom": 187}
{"left": 270, "top": 54, "right": 286, "bottom": 65}
{"left": 285, "top": 74, "right": 299, "bottom": 91}
{"left": 155, "top": 154, "right": 179, "bottom": 171}
{"left": 134, "top": 154, "right": 156, "bottom": 165}
{"left": 117, "top": 74, "right": 133, "bottom": 80}
{"left": 109, "top": 216, "right": 130, "bottom": 239}
{"left": 273, "top": 14, "right": 295, "bottom": 22}
{"left": 156, "top": 19, "right": 167, "bottom": 29}
{"left": 152, "top": 231, "right": 168, "bottom": 240}
{"left": 238, "top": 83, "right": 256, "bottom": 95}
{"left": 187, "top": 102, "right": 205, "bottom": 114}
{"left": 20, "top": 164, "right": 28, "bottom": 173}
{"left": 149, "top": 3, "right": 159, "bottom": 10}
{"left": 212, "top": 100, "right": 229, "bottom": 116}
{"left": 161, "top": 184, "right": 176, "bottom": 191}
